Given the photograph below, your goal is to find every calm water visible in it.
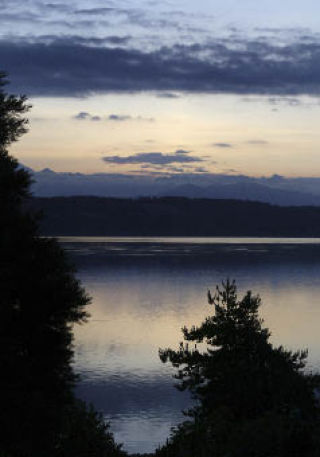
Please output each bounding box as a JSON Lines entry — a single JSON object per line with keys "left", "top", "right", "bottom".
{"left": 61, "top": 237, "right": 320, "bottom": 454}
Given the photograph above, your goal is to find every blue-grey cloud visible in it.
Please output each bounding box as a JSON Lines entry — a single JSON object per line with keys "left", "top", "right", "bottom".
{"left": 75, "top": 7, "right": 116, "bottom": 15}
{"left": 73, "top": 5, "right": 166, "bottom": 30}
{"left": 73, "top": 112, "right": 153, "bottom": 122}
{"left": 213, "top": 143, "right": 233, "bottom": 148}
{"left": 73, "top": 112, "right": 101, "bottom": 121}
{"left": 156, "top": 92, "right": 180, "bottom": 99}
{"left": 242, "top": 95, "right": 316, "bottom": 108}
{"left": 107, "top": 114, "right": 154, "bottom": 122}
{"left": 167, "top": 167, "right": 186, "bottom": 172}
{"left": 104, "top": 36, "right": 132, "bottom": 45}
{"left": 175, "top": 149, "right": 191, "bottom": 154}
{"left": 108, "top": 114, "right": 131, "bottom": 121}
{"left": 0, "top": 1, "right": 186, "bottom": 35}
{"left": 74, "top": 112, "right": 90, "bottom": 120}
{"left": 194, "top": 167, "right": 209, "bottom": 173}
{"left": 32, "top": 34, "right": 132, "bottom": 46}
{"left": 268, "top": 97, "right": 302, "bottom": 106}
{"left": 40, "top": 3, "right": 71, "bottom": 13}
{"left": 1, "top": 12, "right": 40, "bottom": 22}
{"left": 102, "top": 152, "right": 203, "bottom": 165}
{"left": 3, "top": 36, "right": 320, "bottom": 96}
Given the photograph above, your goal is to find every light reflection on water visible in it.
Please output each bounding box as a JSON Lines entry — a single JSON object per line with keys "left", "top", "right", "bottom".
{"left": 64, "top": 238, "right": 320, "bottom": 454}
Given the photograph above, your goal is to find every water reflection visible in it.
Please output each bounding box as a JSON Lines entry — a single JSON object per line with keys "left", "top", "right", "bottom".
{"left": 66, "top": 239, "right": 320, "bottom": 453}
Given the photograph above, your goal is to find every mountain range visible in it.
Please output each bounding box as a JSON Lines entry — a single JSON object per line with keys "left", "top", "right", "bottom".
{"left": 26, "top": 167, "right": 320, "bottom": 207}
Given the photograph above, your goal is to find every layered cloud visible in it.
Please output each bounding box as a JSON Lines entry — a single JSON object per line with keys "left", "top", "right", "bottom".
{"left": 73, "top": 112, "right": 154, "bottom": 122}
{"left": 213, "top": 143, "right": 233, "bottom": 148}
{"left": 102, "top": 152, "right": 203, "bottom": 165}
{"left": 108, "top": 114, "right": 131, "bottom": 121}
{"left": 175, "top": 149, "right": 191, "bottom": 154}
{"left": 73, "top": 112, "right": 101, "bottom": 121}
{"left": 107, "top": 114, "right": 154, "bottom": 122}
{"left": 0, "top": 0, "right": 205, "bottom": 47}
{"left": 2, "top": 35, "right": 320, "bottom": 96}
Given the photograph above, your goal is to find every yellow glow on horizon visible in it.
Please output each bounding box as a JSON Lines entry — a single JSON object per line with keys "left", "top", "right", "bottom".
{"left": 10, "top": 93, "right": 320, "bottom": 177}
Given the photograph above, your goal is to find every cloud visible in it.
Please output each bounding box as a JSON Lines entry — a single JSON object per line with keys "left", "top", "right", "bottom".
{"left": 0, "top": 0, "right": 193, "bottom": 44}
{"left": 1, "top": 12, "right": 40, "bottom": 22}
{"left": 73, "top": 111, "right": 90, "bottom": 120}
{"left": 73, "top": 112, "right": 101, "bottom": 121}
{"left": 213, "top": 143, "right": 233, "bottom": 148}
{"left": 242, "top": 95, "right": 318, "bottom": 108}
{"left": 175, "top": 149, "right": 191, "bottom": 154}
{"left": 74, "top": 5, "right": 166, "bottom": 30}
{"left": 73, "top": 112, "right": 153, "bottom": 122}
{"left": 75, "top": 7, "right": 116, "bottom": 16}
{"left": 167, "top": 167, "right": 186, "bottom": 172}
{"left": 40, "top": 3, "right": 71, "bottom": 13}
{"left": 107, "top": 114, "right": 154, "bottom": 122}
{"left": 102, "top": 152, "right": 203, "bottom": 165}
{"left": 34, "top": 35, "right": 132, "bottom": 47}
{"left": 268, "top": 97, "right": 302, "bottom": 106}
{"left": 3, "top": 36, "right": 320, "bottom": 96}
{"left": 105, "top": 36, "right": 132, "bottom": 45}
{"left": 194, "top": 167, "right": 209, "bottom": 173}
{"left": 108, "top": 114, "right": 131, "bottom": 121}
{"left": 246, "top": 140, "right": 269, "bottom": 145}
{"left": 156, "top": 92, "right": 180, "bottom": 98}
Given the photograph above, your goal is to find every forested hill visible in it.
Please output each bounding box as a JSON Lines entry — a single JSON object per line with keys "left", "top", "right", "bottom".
{"left": 29, "top": 196, "right": 320, "bottom": 237}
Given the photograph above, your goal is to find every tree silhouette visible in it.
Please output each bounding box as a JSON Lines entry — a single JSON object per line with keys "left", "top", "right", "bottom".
{"left": 158, "top": 280, "right": 320, "bottom": 457}
{"left": 0, "top": 73, "right": 125, "bottom": 456}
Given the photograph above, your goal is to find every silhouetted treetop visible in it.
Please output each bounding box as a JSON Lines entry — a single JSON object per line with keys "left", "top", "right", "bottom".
{"left": 158, "top": 280, "right": 320, "bottom": 456}
{"left": 0, "top": 72, "right": 31, "bottom": 150}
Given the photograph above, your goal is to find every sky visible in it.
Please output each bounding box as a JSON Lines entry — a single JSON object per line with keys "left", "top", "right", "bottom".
{"left": 2, "top": 0, "right": 320, "bottom": 177}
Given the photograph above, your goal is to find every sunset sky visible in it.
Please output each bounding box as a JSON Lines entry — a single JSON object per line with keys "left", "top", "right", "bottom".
{"left": 2, "top": 0, "right": 320, "bottom": 176}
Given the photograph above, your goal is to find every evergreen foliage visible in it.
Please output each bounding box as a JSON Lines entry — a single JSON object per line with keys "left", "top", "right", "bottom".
{"left": 0, "top": 74, "right": 125, "bottom": 456}
{"left": 30, "top": 195, "right": 320, "bottom": 237}
{"left": 158, "top": 280, "right": 320, "bottom": 457}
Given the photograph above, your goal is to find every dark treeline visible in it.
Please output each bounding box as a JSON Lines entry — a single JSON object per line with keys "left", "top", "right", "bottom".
{"left": 31, "top": 195, "right": 320, "bottom": 237}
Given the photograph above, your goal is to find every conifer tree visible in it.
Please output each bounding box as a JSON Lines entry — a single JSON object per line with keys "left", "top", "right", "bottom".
{"left": 0, "top": 73, "right": 125, "bottom": 457}
{"left": 159, "top": 280, "right": 320, "bottom": 457}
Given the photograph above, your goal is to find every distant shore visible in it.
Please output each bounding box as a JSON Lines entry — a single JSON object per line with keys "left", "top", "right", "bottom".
{"left": 29, "top": 196, "right": 320, "bottom": 237}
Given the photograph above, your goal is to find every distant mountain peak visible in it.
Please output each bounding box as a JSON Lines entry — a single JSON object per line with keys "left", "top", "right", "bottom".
{"left": 40, "top": 168, "right": 55, "bottom": 174}
{"left": 268, "top": 174, "right": 284, "bottom": 182}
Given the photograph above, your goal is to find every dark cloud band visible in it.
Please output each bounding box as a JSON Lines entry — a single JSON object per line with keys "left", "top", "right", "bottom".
{"left": 2, "top": 38, "right": 320, "bottom": 96}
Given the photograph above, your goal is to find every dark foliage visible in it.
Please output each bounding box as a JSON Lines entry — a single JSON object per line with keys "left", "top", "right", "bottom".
{"left": 57, "top": 400, "right": 126, "bottom": 457}
{"left": 29, "top": 195, "right": 320, "bottom": 237}
{"left": 0, "top": 74, "right": 125, "bottom": 456}
{"left": 0, "top": 72, "right": 31, "bottom": 149}
{"left": 157, "top": 280, "right": 320, "bottom": 457}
